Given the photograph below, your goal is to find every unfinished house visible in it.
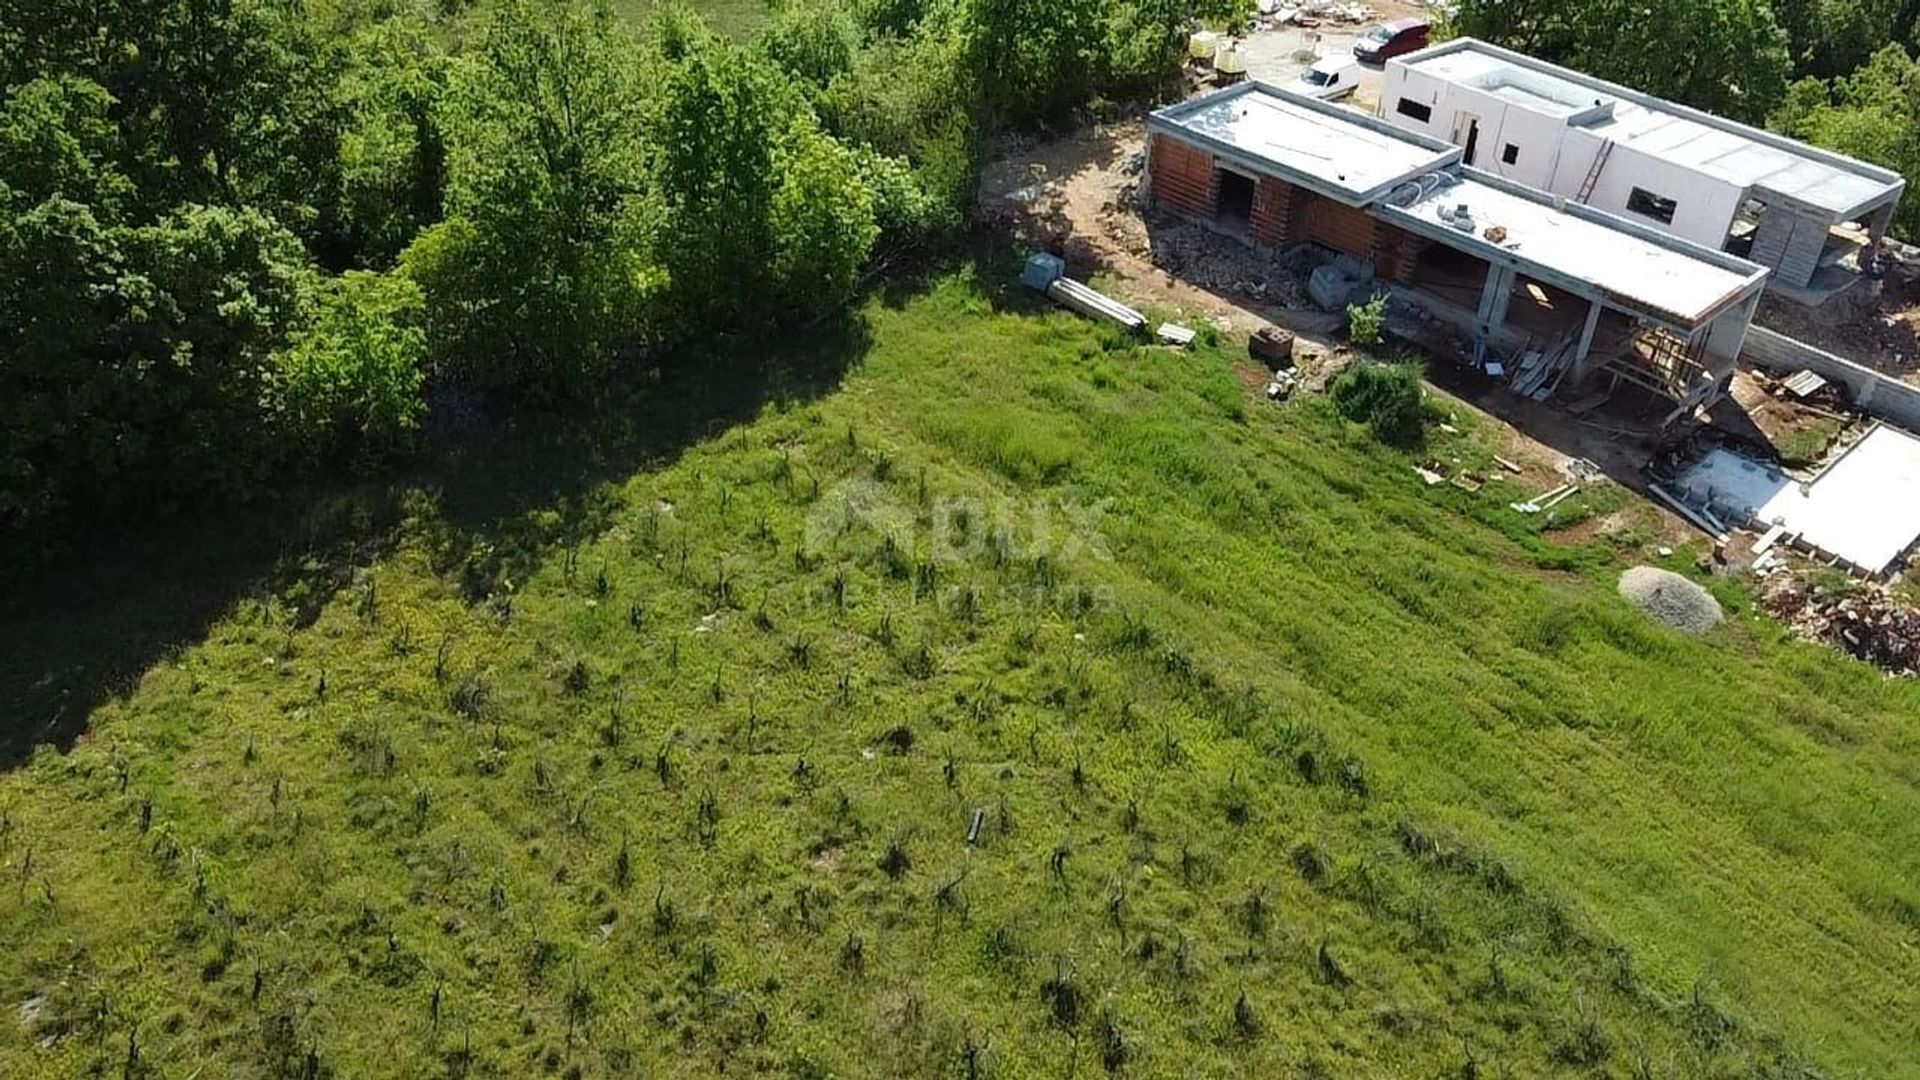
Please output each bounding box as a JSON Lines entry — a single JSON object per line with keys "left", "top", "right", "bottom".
{"left": 1145, "top": 83, "right": 1770, "bottom": 418}
{"left": 1378, "top": 39, "right": 1906, "bottom": 305}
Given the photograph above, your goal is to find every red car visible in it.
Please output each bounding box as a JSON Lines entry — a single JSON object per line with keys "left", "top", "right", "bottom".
{"left": 1353, "top": 18, "right": 1431, "bottom": 63}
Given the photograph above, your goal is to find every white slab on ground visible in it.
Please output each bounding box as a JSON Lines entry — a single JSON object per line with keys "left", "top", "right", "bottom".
{"left": 1675, "top": 424, "right": 1920, "bottom": 574}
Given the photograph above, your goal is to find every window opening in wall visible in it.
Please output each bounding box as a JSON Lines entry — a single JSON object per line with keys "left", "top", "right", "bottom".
{"left": 1501, "top": 143, "right": 1519, "bottom": 165}
{"left": 1395, "top": 98, "right": 1432, "bottom": 123}
{"left": 1627, "top": 186, "right": 1678, "bottom": 224}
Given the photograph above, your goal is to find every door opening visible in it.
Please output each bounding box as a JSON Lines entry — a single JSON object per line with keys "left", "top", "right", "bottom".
{"left": 1216, "top": 168, "right": 1255, "bottom": 224}
{"left": 1461, "top": 118, "right": 1480, "bottom": 166}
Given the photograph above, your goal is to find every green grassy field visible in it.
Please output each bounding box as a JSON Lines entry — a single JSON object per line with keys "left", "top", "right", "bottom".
{"left": 2, "top": 261, "right": 1916, "bottom": 1078}
{"left": 608, "top": 0, "right": 771, "bottom": 37}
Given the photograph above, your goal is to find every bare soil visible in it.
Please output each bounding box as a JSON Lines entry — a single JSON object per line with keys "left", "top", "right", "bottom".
{"left": 1755, "top": 275, "right": 1920, "bottom": 388}
{"left": 1725, "top": 368, "right": 1855, "bottom": 467}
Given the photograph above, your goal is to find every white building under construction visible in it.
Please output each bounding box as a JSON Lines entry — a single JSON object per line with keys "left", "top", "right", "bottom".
{"left": 1377, "top": 39, "right": 1906, "bottom": 304}
{"left": 1145, "top": 81, "right": 1770, "bottom": 418}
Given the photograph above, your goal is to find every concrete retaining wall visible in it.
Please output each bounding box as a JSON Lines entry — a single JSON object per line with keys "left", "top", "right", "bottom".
{"left": 1743, "top": 326, "right": 1920, "bottom": 432}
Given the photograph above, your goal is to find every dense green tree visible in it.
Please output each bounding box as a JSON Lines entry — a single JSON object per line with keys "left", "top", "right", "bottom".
{"left": 413, "top": 0, "right": 661, "bottom": 392}
{"left": 1775, "top": 44, "right": 1920, "bottom": 240}
{"left": 851, "top": 145, "right": 957, "bottom": 243}
{"left": 651, "top": 14, "right": 889, "bottom": 327}
{"left": 0, "top": 77, "right": 133, "bottom": 211}
{"left": 827, "top": 20, "right": 977, "bottom": 212}
{"left": 273, "top": 270, "right": 428, "bottom": 449}
{"left": 1444, "top": 0, "right": 1794, "bottom": 122}
{"left": 649, "top": 24, "right": 786, "bottom": 328}
{"left": 770, "top": 122, "right": 880, "bottom": 312}
{"left": 0, "top": 200, "right": 316, "bottom": 522}
{"left": 333, "top": 15, "right": 450, "bottom": 267}
{"left": 958, "top": 0, "right": 1109, "bottom": 125}
{"left": 761, "top": 0, "right": 861, "bottom": 92}
{"left": 853, "top": 0, "right": 936, "bottom": 37}
{"left": 1772, "top": 0, "right": 1913, "bottom": 81}
{"left": 0, "top": 0, "right": 348, "bottom": 231}
{"left": 3, "top": 73, "right": 321, "bottom": 521}
{"left": 0, "top": 198, "right": 140, "bottom": 523}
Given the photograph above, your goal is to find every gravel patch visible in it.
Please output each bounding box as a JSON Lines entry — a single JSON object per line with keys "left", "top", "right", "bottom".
{"left": 1619, "top": 566, "right": 1724, "bottom": 634}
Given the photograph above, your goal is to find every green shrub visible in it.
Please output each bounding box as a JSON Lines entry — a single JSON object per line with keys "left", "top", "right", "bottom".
{"left": 770, "top": 123, "right": 880, "bottom": 315}
{"left": 273, "top": 270, "right": 428, "bottom": 450}
{"left": 1330, "top": 360, "right": 1427, "bottom": 447}
{"left": 760, "top": 0, "right": 860, "bottom": 92}
{"left": 1346, "top": 293, "right": 1386, "bottom": 347}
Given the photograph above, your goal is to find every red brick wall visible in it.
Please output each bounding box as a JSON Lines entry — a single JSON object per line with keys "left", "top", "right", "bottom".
{"left": 1372, "top": 223, "right": 1427, "bottom": 282}
{"left": 1250, "top": 176, "right": 1298, "bottom": 248}
{"left": 1147, "top": 134, "right": 1217, "bottom": 218}
{"left": 1298, "top": 191, "right": 1376, "bottom": 257}
{"left": 1149, "top": 136, "right": 1386, "bottom": 260}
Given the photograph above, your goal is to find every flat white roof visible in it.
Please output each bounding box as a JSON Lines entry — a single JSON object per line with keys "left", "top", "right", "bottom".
{"left": 1381, "top": 174, "right": 1761, "bottom": 324}
{"left": 1676, "top": 425, "right": 1920, "bottom": 574}
{"left": 1401, "top": 41, "right": 1904, "bottom": 220}
{"left": 1484, "top": 81, "right": 1585, "bottom": 117}
{"left": 1150, "top": 82, "right": 1457, "bottom": 205}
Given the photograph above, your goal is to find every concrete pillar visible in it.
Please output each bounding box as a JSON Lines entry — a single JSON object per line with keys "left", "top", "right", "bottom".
{"left": 1702, "top": 289, "right": 1762, "bottom": 369}
{"left": 1865, "top": 202, "right": 1897, "bottom": 288}
{"left": 1575, "top": 297, "right": 1603, "bottom": 359}
{"left": 1867, "top": 202, "right": 1896, "bottom": 245}
{"left": 1475, "top": 263, "right": 1516, "bottom": 337}
{"left": 1569, "top": 296, "right": 1605, "bottom": 381}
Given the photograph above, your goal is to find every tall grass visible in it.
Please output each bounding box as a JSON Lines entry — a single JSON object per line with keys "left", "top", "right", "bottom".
{"left": 0, "top": 270, "right": 1914, "bottom": 1077}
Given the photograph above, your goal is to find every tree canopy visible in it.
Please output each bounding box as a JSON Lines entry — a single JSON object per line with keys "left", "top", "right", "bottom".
{"left": 0, "top": 0, "right": 1215, "bottom": 528}
{"left": 1774, "top": 43, "right": 1920, "bottom": 240}
{"left": 1442, "top": 0, "right": 1919, "bottom": 236}
{"left": 1443, "top": 0, "right": 1794, "bottom": 123}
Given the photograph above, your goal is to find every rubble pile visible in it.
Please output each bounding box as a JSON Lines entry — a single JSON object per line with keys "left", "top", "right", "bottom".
{"left": 1145, "top": 219, "right": 1308, "bottom": 305}
{"left": 1762, "top": 575, "right": 1920, "bottom": 676}
{"left": 1260, "top": 0, "right": 1379, "bottom": 25}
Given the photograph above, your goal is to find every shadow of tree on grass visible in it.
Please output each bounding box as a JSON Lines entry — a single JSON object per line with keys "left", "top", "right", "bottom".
{"left": 0, "top": 309, "right": 876, "bottom": 771}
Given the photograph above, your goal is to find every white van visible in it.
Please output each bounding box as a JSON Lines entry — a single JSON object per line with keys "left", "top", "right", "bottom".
{"left": 1294, "top": 56, "right": 1360, "bottom": 101}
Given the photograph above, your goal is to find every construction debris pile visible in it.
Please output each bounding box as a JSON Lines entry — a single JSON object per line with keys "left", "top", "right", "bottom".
{"left": 1254, "top": 0, "right": 1379, "bottom": 26}
{"left": 1146, "top": 220, "right": 1308, "bottom": 305}
{"left": 1307, "top": 254, "right": 1377, "bottom": 310}
{"left": 1505, "top": 338, "right": 1577, "bottom": 401}
{"left": 1761, "top": 576, "right": 1920, "bottom": 676}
